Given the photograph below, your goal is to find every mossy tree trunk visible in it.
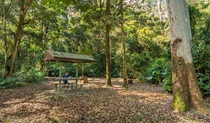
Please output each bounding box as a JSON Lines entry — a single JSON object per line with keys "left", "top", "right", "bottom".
{"left": 120, "top": 0, "right": 128, "bottom": 89}
{"left": 105, "top": 0, "right": 112, "bottom": 86}
{"left": 166, "top": 0, "right": 207, "bottom": 113}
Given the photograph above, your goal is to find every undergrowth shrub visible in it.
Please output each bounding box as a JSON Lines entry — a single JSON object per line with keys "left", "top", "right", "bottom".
{"left": 0, "top": 68, "right": 45, "bottom": 89}
{"left": 161, "top": 65, "right": 172, "bottom": 93}
{"left": 146, "top": 58, "right": 172, "bottom": 92}
{"left": 0, "top": 77, "right": 23, "bottom": 89}
{"left": 197, "top": 73, "right": 210, "bottom": 96}
{"left": 19, "top": 69, "right": 45, "bottom": 83}
{"left": 146, "top": 58, "right": 168, "bottom": 84}
{"left": 127, "top": 52, "right": 152, "bottom": 80}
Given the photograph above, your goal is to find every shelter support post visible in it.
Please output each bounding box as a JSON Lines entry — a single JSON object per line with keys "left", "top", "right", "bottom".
{"left": 82, "top": 63, "right": 84, "bottom": 76}
{"left": 75, "top": 62, "right": 79, "bottom": 91}
{"left": 59, "top": 62, "right": 62, "bottom": 85}
{"left": 76, "top": 62, "right": 79, "bottom": 84}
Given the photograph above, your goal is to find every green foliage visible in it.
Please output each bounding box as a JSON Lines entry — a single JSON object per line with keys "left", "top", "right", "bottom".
{"left": 189, "top": 4, "right": 210, "bottom": 97}
{"left": 127, "top": 52, "right": 152, "bottom": 79}
{"left": 145, "top": 58, "right": 171, "bottom": 84}
{"left": 0, "top": 77, "right": 23, "bottom": 89}
{"left": 83, "top": 52, "right": 106, "bottom": 77}
{"left": 161, "top": 66, "right": 172, "bottom": 93}
{"left": 0, "top": 67, "right": 44, "bottom": 90}
{"left": 197, "top": 73, "right": 210, "bottom": 95}
{"left": 123, "top": 7, "right": 169, "bottom": 81}
{"left": 15, "top": 68, "right": 45, "bottom": 83}
{"left": 144, "top": 54, "right": 172, "bottom": 92}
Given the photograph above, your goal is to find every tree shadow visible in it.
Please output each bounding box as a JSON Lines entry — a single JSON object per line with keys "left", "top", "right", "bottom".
{"left": 0, "top": 81, "right": 54, "bottom": 107}
{"left": 0, "top": 77, "right": 209, "bottom": 122}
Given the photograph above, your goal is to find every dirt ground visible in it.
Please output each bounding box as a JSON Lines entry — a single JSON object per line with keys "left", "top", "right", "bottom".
{"left": 0, "top": 77, "right": 209, "bottom": 123}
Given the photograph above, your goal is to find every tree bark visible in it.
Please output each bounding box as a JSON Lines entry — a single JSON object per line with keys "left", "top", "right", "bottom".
{"left": 2, "top": 0, "right": 8, "bottom": 63}
{"left": 2, "top": 0, "right": 9, "bottom": 77}
{"left": 99, "top": 0, "right": 102, "bottom": 10}
{"left": 120, "top": 0, "right": 128, "bottom": 89}
{"left": 105, "top": 0, "right": 112, "bottom": 86}
{"left": 166, "top": 0, "right": 207, "bottom": 113}
{"left": 8, "top": 0, "right": 33, "bottom": 76}
{"left": 157, "top": 0, "right": 162, "bottom": 21}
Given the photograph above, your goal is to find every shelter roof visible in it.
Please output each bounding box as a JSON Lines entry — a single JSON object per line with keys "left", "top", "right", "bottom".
{"left": 44, "top": 50, "right": 95, "bottom": 63}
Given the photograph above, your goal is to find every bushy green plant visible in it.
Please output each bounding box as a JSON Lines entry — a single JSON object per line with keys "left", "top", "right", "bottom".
{"left": 0, "top": 67, "right": 44, "bottom": 89}
{"left": 146, "top": 58, "right": 168, "bottom": 83}
{"left": 146, "top": 58, "right": 172, "bottom": 92}
{"left": 15, "top": 67, "right": 45, "bottom": 83}
{"left": 161, "top": 66, "right": 172, "bottom": 93}
{"left": 0, "top": 77, "right": 23, "bottom": 89}
{"left": 127, "top": 52, "right": 152, "bottom": 79}
{"left": 22, "top": 69, "right": 45, "bottom": 83}
{"left": 197, "top": 73, "right": 210, "bottom": 96}
{"left": 83, "top": 52, "right": 106, "bottom": 77}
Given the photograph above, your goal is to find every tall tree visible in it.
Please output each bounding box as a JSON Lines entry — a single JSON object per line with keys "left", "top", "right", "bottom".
{"left": 105, "top": 0, "right": 112, "bottom": 86}
{"left": 2, "top": 0, "right": 9, "bottom": 77}
{"left": 166, "top": 0, "right": 207, "bottom": 113}
{"left": 157, "top": 0, "right": 162, "bottom": 21}
{"left": 120, "top": 0, "right": 128, "bottom": 89}
{"left": 8, "top": 0, "right": 33, "bottom": 76}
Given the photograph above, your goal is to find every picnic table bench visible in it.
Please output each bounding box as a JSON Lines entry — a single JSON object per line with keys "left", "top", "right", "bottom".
{"left": 54, "top": 78, "right": 84, "bottom": 91}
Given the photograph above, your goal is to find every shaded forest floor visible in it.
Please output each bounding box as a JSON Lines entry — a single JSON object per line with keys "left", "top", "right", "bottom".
{"left": 0, "top": 77, "right": 210, "bottom": 123}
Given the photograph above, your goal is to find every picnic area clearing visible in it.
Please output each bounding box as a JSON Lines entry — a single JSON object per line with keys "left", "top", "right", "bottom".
{"left": 0, "top": 77, "right": 209, "bottom": 123}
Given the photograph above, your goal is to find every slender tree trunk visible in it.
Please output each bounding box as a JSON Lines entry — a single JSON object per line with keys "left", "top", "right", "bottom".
{"left": 2, "top": 0, "right": 9, "bottom": 78}
{"left": 9, "top": 18, "right": 24, "bottom": 76}
{"left": 99, "top": 0, "right": 102, "bottom": 10}
{"left": 157, "top": 0, "right": 162, "bottom": 22}
{"left": 40, "top": 25, "right": 49, "bottom": 71}
{"left": 166, "top": 0, "right": 207, "bottom": 114}
{"left": 2, "top": 0, "right": 8, "bottom": 63}
{"left": 8, "top": 0, "right": 33, "bottom": 76}
{"left": 120, "top": 0, "right": 128, "bottom": 89}
{"left": 105, "top": 0, "right": 112, "bottom": 86}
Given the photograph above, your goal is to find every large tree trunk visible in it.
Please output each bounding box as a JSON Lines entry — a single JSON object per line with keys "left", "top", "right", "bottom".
{"left": 105, "top": 0, "right": 112, "bottom": 86}
{"left": 8, "top": 0, "right": 33, "bottom": 76}
{"left": 166, "top": 0, "right": 207, "bottom": 113}
{"left": 120, "top": 0, "right": 128, "bottom": 89}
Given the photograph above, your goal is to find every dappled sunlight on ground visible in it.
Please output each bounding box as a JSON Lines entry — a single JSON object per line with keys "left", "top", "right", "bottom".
{"left": 0, "top": 77, "right": 209, "bottom": 123}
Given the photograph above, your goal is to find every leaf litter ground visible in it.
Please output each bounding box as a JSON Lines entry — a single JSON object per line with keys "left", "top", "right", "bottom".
{"left": 0, "top": 77, "right": 209, "bottom": 123}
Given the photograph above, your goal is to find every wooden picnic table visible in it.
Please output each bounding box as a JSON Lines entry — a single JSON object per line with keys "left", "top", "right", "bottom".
{"left": 54, "top": 77, "right": 84, "bottom": 91}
